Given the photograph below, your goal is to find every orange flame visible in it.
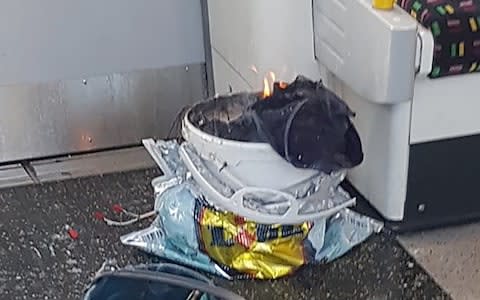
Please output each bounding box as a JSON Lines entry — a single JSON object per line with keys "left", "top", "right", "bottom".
{"left": 261, "top": 71, "right": 288, "bottom": 98}
{"left": 263, "top": 77, "right": 271, "bottom": 98}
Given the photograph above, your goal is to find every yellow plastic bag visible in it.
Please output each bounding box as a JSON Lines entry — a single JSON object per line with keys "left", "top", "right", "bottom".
{"left": 196, "top": 202, "right": 312, "bottom": 279}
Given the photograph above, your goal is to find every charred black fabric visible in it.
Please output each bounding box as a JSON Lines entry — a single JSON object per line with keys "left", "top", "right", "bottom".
{"left": 252, "top": 76, "right": 363, "bottom": 172}
{"left": 188, "top": 76, "right": 363, "bottom": 173}
{"left": 189, "top": 92, "right": 261, "bottom": 142}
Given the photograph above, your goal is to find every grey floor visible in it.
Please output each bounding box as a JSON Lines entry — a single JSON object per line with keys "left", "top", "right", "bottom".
{"left": 399, "top": 225, "right": 480, "bottom": 300}
{"left": 0, "top": 147, "right": 475, "bottom": 299}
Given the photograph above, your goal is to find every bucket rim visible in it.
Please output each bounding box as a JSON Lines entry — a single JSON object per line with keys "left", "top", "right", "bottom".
{"left": 183, "top": 102, "right": 274, "bottom": 150}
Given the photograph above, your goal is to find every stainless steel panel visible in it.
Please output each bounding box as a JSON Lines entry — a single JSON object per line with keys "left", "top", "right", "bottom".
{"left": 201, "top": 0, "right": 216, "bottom": 97}
{"left": 0, "top": 0, "right": 205, "bottom": 85}
{"left": 0, "top": 164, "right": 33, "bottom": 189}
{"left": 31, "top": 147, "right": 156, "bottom": 183}
{"left": 0, "top": 63, "right": 206, "bottom": 163}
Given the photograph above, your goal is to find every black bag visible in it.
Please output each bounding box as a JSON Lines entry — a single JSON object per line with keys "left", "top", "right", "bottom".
{"left": 251, "top": 76, "right": 363, "bottom": 173}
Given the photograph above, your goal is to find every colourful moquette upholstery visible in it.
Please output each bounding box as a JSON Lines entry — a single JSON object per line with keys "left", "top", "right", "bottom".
{"left": 397, "top": 0, "right": 480, "bottom": 78}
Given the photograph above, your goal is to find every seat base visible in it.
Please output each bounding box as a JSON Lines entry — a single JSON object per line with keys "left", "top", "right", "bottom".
{"left": 347, "top": 133, "right": 480, "bottom": 232}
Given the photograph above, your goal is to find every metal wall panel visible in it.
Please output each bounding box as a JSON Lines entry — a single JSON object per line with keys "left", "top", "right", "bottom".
{"left": 0, "top": 64, "right": 206, "bottom": 163}
{"left": 0, "top": 164, "right": 32, "bottom": 188}
{"left": 31, "top": 147, "right": 156, "bottom": 183}
{"left": 0, "top": 0, "right": 205, "bottom": 86}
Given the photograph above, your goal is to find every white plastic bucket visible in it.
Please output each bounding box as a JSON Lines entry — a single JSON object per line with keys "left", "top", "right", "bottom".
{"left": 182, "top": 107, "right": 320, "bottom": 190}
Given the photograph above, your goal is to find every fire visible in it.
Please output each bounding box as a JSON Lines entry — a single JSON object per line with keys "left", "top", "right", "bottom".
{"left": 250, "top": 65, "right": 258, "bottom": 73}
{"left": 263, "top": 77, "right": 271, "bottom": 98}
{"left": 257, "top": 70, "right": 288, "bottom": 98}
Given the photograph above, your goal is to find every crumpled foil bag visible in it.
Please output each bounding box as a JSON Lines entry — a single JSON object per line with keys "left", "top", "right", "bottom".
{"left": 121, "top": 141, "right": 383, "bottom": 280}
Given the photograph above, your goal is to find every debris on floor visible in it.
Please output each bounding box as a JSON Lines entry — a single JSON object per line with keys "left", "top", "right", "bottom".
{"left": 67, "top": 228, "right": 79, "bottom": 240}
{"left": 93, "top": 203, "right": 157, "bottom": 227}
{"left": 0, "top": 165, "right": 448, "bottom": 299}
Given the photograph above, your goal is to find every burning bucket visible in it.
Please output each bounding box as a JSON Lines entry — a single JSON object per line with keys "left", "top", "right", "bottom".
{"left": 170, "top": 76, "right": 362, "bottom": 224}
{"left": 181, "top": 92, "right": 323, "bottom": 191}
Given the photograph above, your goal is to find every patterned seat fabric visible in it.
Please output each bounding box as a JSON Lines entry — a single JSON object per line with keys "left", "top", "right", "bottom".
{"left": 397, "top": 0, "right": 480, "bottom": 78}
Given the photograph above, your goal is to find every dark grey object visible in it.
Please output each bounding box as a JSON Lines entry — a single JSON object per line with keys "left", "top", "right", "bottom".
{"left": 84, "top": 263, "right": 245, "bottom": 300}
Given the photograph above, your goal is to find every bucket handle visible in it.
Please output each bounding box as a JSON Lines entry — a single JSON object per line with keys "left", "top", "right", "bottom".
{"left": 179, "top": 143, "right": 354, "bottom": 224}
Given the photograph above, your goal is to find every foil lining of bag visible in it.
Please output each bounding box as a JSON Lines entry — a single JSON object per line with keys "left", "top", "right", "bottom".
{"left": 121, "top": 140, "right": 384, "bottom": 280}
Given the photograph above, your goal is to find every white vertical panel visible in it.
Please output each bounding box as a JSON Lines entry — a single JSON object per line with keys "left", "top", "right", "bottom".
{"left": 208, "top": 0, "right": 321, "bottom": 91}
{"left": 411, "top": 74, "right": 480, "bottom": 144}
{"left": 329, "top": 75, "right": 411, "bottom": 221}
